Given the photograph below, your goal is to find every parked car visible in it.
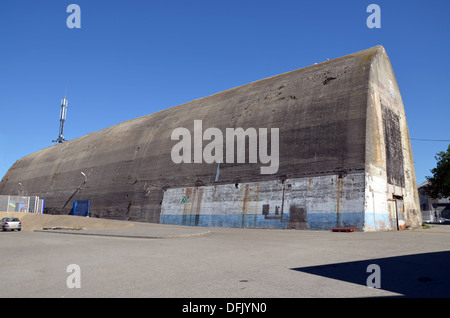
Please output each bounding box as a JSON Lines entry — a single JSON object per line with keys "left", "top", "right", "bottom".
{"left": 1, "top": 217, "right": 21, "bottom": 231}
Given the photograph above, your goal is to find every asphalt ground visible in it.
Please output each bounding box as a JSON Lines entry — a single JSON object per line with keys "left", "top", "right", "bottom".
{"left": 1, "top": 218, "right": 450, "bottom": 303}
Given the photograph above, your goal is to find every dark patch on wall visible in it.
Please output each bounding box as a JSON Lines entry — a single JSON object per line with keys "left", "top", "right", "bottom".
{"left": 288, "top": 204, "right": 307, "bottom": 229}
{"left": 262, "top": 204, "right": 270, "bottom": 216}
{"left": 382, "top": 105, "right": 404, "bottom": 187}
{"left": 322, "top": 77, "right": 336, "bottom": 85}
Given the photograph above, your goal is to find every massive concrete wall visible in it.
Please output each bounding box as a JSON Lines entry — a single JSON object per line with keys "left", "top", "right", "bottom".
{"left": 364, "top": 46, "right": 421, "bottom": 230}
{"left": 0, "top": 46, "right": 421, "bottom": 231}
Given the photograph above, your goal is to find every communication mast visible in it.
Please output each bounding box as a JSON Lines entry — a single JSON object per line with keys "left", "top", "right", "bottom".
{"left": 52, "top": 94, "right": 68, "bottom": 145}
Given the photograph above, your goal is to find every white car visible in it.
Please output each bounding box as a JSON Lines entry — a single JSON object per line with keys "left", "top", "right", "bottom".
{"left": 1, "top": 217, "right": 22, "bottom": 231}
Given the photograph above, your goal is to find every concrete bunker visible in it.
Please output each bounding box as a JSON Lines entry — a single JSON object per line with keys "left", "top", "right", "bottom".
{"left": 0, "top": 46, "right": 421, "bottom": 231}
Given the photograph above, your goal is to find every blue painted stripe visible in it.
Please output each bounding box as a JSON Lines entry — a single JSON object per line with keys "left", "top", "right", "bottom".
{"left": 364, "top": 212, "right": 391, "bottom": 230}
{"left": 160, "top": 212, "right": 365, "bottom": 230}
{"left": 307, "top": 212, "right": 364, "bottom": 230}
{"left": 161, "top": 214, "right": 289, "bottom": 229}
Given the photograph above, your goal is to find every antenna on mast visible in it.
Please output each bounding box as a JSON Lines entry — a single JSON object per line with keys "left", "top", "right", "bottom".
{"left": 52, "top": 90, "right": 69, "bottom": 145}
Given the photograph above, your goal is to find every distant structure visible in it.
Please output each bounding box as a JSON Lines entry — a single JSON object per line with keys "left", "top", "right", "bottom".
{"left": 0, "top": 46, "right": 422, "bottom": 231}
{"left": 418, "top": 181, "right": 450, "bottom": 223}
{"left": 52, "top": 95, "right": 68, "bottom": 145}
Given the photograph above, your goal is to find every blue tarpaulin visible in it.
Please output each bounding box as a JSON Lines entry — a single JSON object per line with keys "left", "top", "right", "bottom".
{"left": 73, "top": 200, "right": 90, "bottom": 217}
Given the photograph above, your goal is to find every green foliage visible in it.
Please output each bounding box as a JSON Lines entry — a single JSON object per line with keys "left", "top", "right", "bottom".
{"left": 425, "top": 144, "right": 450, "bottom": 199}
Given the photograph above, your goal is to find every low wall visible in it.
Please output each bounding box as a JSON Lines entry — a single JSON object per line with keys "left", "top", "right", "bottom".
{"left": 0, "top": 212, "right": 133, "bottom": 231}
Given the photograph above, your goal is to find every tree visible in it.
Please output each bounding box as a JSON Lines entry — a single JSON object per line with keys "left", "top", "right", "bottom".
{"left": 425, "top": 144, "right": 450, "bottom": 199}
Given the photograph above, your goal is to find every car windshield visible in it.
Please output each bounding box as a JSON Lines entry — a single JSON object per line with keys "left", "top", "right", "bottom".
{"left": 2, "top": 218, "right": 20, "bottom": 222}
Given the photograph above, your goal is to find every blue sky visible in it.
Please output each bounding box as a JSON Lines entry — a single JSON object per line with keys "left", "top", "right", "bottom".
{"left": 0, "top": 0, "right": 449, "bottom": 185}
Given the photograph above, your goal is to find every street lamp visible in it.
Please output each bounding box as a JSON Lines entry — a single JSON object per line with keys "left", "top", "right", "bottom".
{"left": 80, "top": 172, "right": 87, "bottom": 183}
{"left": 80, "top": 172, "right": 87, "bottom": 190}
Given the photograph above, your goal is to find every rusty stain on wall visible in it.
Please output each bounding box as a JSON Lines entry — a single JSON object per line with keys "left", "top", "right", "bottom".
{"left": 336, "top": 174, "right": 343, "bottom": 226}
{"left": 241, "top": 184, "right": 249, "bottom": 227}
{"left": 371, "top": 91, "right": 384, "bottom": 167}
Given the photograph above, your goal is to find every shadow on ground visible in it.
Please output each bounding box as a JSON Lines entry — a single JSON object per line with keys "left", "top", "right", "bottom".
{"left": 291, "top": 251, "right": 450, "bottom": 297}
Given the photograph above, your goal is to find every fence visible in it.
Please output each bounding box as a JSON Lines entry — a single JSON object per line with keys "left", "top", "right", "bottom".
{"left": 0, "top": 195, "right": 44, "bottom": 213}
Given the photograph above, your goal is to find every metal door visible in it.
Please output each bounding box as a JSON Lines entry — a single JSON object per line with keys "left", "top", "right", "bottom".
{"left": 396, "top": 199, "right": 406, "bottom": 230}
{"left": 387, "top": 199, "right": 398, "bottom": 230}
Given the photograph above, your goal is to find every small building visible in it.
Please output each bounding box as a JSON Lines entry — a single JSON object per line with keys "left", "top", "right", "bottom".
{"left": 418, "top": 181, "right": 450, "bottom": 223}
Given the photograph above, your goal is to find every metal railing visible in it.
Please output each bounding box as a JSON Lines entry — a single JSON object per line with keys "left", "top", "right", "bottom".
{"left": 0, "top": 195, "right": 44, "bottom": 213}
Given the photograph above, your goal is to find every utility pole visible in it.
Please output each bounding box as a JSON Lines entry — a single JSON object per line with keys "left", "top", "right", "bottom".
{"left": 52, "top": 92, "right": 68, "bottom": 145}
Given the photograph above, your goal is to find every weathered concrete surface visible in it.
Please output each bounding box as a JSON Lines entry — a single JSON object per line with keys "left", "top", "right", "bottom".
{"left": 364, "top": 47, "right": 421, "bottom": 230}
{"left": 161, "top": 173, "right": 366, "bottom": 230}
{"left": 0, "top": 46, "right": 421, "bottom": 231}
